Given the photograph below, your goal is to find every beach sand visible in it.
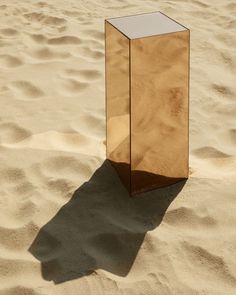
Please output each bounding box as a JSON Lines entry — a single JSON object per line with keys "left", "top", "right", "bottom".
{"left": 0, "top": 0, "right": 236, "bottom": 294}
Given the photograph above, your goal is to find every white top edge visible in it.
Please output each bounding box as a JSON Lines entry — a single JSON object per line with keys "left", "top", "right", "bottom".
{"left": 106, "top": 11, "right": 187, "bottom": 39}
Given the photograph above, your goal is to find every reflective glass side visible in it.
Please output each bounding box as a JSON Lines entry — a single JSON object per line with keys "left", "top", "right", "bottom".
{"left": 130, "top": 30, "right": 189, "bottom": 194}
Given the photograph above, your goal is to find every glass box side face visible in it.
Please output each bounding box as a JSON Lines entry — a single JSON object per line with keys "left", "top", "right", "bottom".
{"left": 105, "top": 21, "right": 131, "bottom": 192}
{"left": 130, "top": 30, "right": 189, "bottom": 194}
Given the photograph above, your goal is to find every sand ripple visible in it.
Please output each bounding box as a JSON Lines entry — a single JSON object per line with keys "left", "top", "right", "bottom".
{"left": 0, "top": 0, "right": 236, "bottom": 294}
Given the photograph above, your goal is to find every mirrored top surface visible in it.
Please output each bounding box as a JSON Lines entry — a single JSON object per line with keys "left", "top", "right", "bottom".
{"left": 106, "top": 11, "right": 187, "bottom": 39}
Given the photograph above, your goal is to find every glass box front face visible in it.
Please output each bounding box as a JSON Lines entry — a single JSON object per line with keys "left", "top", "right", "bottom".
{"left": 130, "top": 31, "right": 189, "bottom": 193}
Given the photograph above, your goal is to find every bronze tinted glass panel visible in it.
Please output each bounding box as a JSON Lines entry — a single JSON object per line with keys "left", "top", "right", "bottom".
{"left": 130, "top": 30, "right": 189, "bottom": 194}
{"left": 105, "top": 21, "right": 130, "bottom": 191}
{"left": 105, "top": 13, "right": 189, "bottom": 196}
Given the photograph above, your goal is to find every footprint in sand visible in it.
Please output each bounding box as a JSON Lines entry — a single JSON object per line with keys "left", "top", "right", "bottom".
{"left": 9, "top": 81, "right": 44, "bottom": 100}
{"left": 0, "top": 54, "right": 23, "bottom": 68}
{"left": 192, "top": 146, "right": 231, "bottom": 159}
{"left": 219, "top": 51, "right": 234, "bottom": 67}
{"left": 48, "top": 35, "right": 81, "bottom": 45}
{"left": 77, "top": 46, "right": 104, "bottom": 60}
{"left": 0, "top": 5, "right": 7, "bottom": 10}
{"left": 0, "top": 167, "right": 26, "bottom": 183}
{"left": 46, "top": 178, "right": 75, "bottom": 200}
{"left": 0, "top": 122, "right": 31, "bottom": 144}
{"left": 29, "top": 34, "right": 48, "bottom": 44}
{"left": 13, "top": 181, "right": 36, "bottom": 197}
{"left": 34, "top": 1, "right": 54, "bottom": 9}
{"left": 0, "top": 221, "right": 39, "bottom": 251}
{"left": 61, "top": 78, "right": 88, "bottom": 94}
{"left": 23, "top": 12, "right": 66, "bottom": 26}
{"left": 30, "top": 47, "right": 70, "bottom": 60}
{"left": 212, "top": 83, "right": 233, "bottom": 96}
{"left": 0, "top": 28, "right": 19, "bottom": 36}
{"left": 64, "top": 68, "right": 102, "bottom": 81}
{"left": 0, "top": 167, "right": 35, "bottom": 202}
{"left": 1, "top": 196, "right": 37, "bottom": 226}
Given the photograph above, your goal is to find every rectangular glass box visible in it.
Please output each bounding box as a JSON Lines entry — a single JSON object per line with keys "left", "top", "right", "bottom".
{"left": 105, "top": 11, "right": 190, "bottom": 196}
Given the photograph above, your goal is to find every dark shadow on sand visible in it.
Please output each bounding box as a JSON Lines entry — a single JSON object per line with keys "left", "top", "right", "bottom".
{"left": 29, "top": 160, "right": 186, "bottom": 284}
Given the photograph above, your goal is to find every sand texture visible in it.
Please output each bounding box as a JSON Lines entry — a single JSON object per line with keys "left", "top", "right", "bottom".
{"left": 0, "top": 0, "right": 236, "bottom": 294}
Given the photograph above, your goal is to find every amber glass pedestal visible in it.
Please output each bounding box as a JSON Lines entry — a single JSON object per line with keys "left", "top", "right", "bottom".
{"left": 105, "top": 11, "right": 190, "bottom": 196}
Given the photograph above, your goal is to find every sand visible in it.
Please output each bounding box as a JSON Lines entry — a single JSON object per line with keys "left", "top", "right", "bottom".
{"left": 0, "top": 0, "right": 236, "bottom": 294}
